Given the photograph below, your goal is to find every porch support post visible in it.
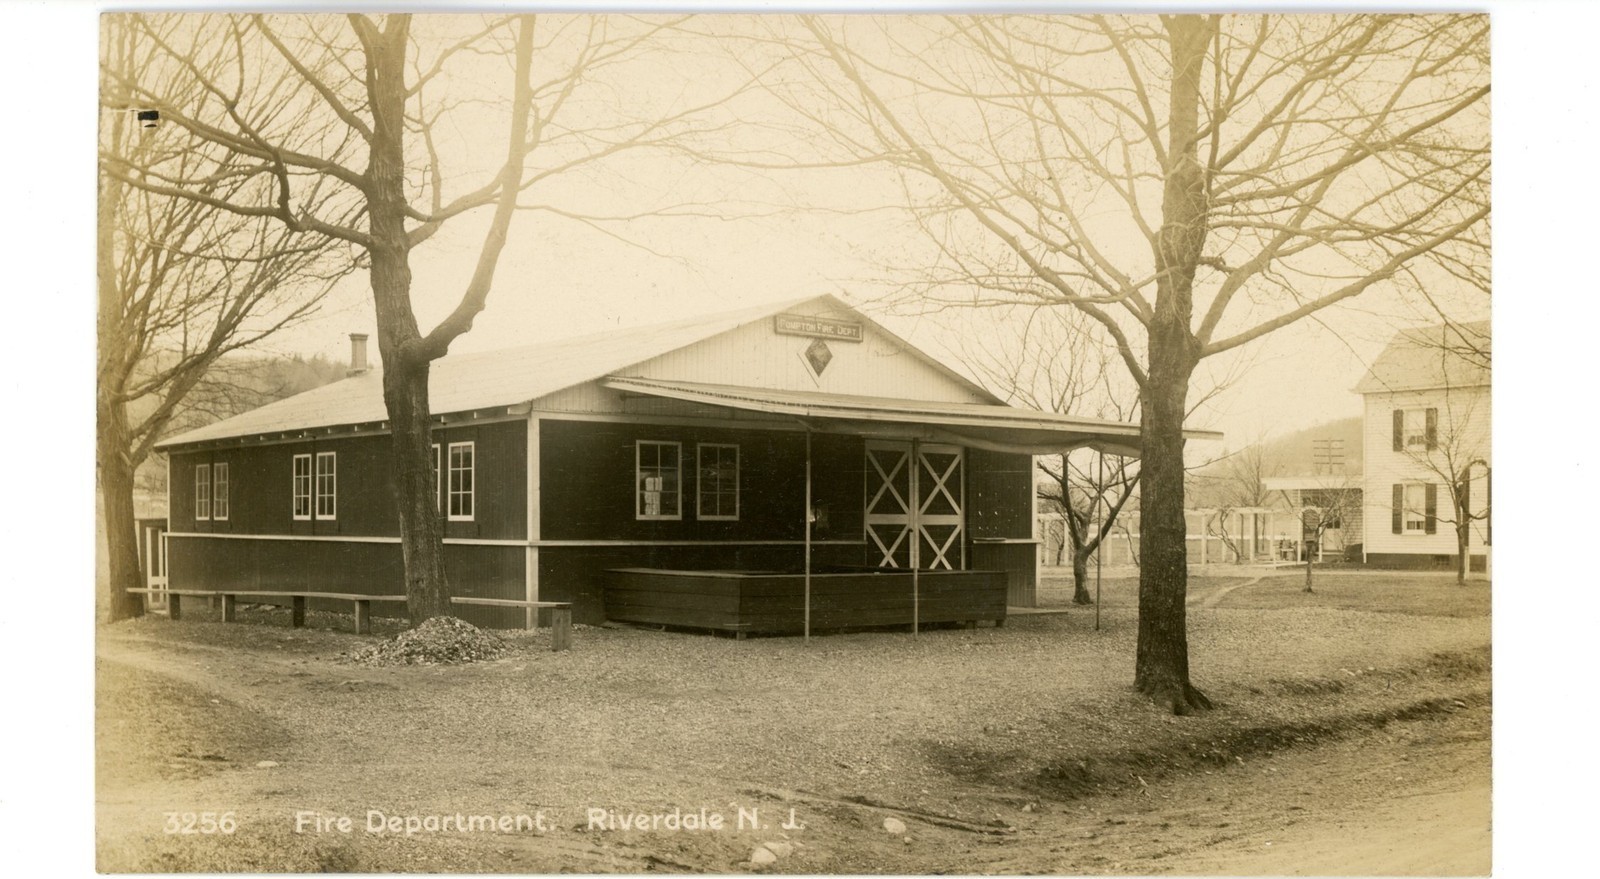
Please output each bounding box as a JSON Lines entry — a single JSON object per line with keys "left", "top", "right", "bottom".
{"left": 804, "top": 427, "right": 812, "bottom": 642}
{"left": 1094, "top": 450, "right": 1102, "bottom": 632}
{"left": 910, "top": 437, "right": 920, "bottom": 637}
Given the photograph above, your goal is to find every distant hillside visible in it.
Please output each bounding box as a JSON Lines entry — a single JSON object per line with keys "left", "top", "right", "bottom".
{"left": 131, "top": 352, "right": 348, "bottom": 514}
{"left": 1252, "top": 415, "right": 1364, "bottom": 477}
{"left": 1187, "top": 415, "right": 1363, "bottom": 509}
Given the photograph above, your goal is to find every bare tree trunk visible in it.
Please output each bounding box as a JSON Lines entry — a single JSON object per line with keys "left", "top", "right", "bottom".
{"left": 1456, "top": 520, "right": 1470, "bottom": 585}
{"left": 1057, "top": 517, "right": 1069, "bottom": 566}
{"left": 1135, "top": 347, "right": 1206, "bottom": 712}
{"left": 365, "top": 20, "right": 451, "bottom": 625}
{"left": 96, "top": 407, "right": 147, "bottom": 623}
{"left": 1072, "top": 549, "right": 1093, "bottom": 605}
{"left": 1304, "top": 552, "right": 1314, "bottom": 593}
{"left": 1134, "top": 15, "right": 1213, "bottom": 715}
{"left": 383, "top": 357, "right": 452, "bottom": 624}
{"left": 97, "top": 132, "right": 144, "bottom": 624}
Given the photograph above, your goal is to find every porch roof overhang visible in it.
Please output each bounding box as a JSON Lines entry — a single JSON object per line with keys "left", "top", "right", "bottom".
{"left": 601, "top": 376, "right": 1222, "bottom": 458}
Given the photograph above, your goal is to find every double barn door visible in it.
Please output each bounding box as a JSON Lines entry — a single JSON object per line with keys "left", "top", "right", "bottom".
{"left": 865, "top": 441, "right": 965, "bottom": 570}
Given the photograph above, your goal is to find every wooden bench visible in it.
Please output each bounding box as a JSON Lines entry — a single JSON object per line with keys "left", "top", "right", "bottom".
{"left": 450, "top": 597, "right": 574, "bottom": 651}
{"left": 129, "top": 588, "right": 405, "bottom": 634}
{"left": 126, "top": 590, "right": 574, "bottom": 649}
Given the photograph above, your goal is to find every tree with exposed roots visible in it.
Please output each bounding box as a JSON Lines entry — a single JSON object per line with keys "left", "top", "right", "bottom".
{"left": 781, "top": 14, "right": 1488, "bottom": 712}
{"left": 104, "top": 13, "right": 753, "bottom": 624}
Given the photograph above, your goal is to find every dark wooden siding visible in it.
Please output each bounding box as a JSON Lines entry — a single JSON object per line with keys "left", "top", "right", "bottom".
{"left": 166, "top": 419, "right": 525, "bottom": 540}
{"left": 603, "top": 568, "right": 1007, "bottom": 634}
{"left": 540, "top": 543, "right": 864, "bottom": 625}
{"left": 166, "top": 537, "right": 525, "bottom": 627}
{"left": 440, "top": 420, "right": 527, "bottom": 541}
{"left": 970, "top": 542, "right": 1039, "bottom": 607}
{"left": 540, "top": 420, "right": 863, "bottom": 543}
{"left": 965, "top": 448, "right": 1036, "bottom": 606}
{"left": 966, "top": 448, "right": 1034, "bottom": 539}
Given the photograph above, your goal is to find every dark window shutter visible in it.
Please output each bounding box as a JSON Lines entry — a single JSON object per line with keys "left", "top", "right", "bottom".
{"left": 1424, "top": 483, "right": 1438, "bottom": 534}
{"left": 1392, "top": 410, "right": 1404, "bottom": 451}
{"left": 1425, "top": 408, "right": 1438, "bottom": 450}
{"left": 1392, "top": 484, "right": 1403, "bottom": 534}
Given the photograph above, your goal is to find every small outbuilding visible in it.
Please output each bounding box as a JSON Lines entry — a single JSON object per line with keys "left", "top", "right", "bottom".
{"left": 155, "top": 295, "right": 1199, "bottom": 632}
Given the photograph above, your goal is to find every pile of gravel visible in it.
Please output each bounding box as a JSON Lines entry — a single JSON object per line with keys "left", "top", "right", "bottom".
{"left": 348, "top": 616, "right": 505, "bottom": 666}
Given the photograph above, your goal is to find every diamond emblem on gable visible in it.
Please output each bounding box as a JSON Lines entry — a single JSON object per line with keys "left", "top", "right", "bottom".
{"left": 804, "top": 339, "right": 834, "bottom": 375}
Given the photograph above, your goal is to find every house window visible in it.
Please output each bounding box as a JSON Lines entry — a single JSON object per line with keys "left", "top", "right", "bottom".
{"left": 292, "top": 454, "right": 312, "bottom": 520}
{"left": 1396, "top": 407, "right": 1437, "bottom": 451}
{"left": 448, "top": 441, "right": 475, "bottom": 521}
{"left": 315, "top": 451, "right": 337, "bottom": 520}
{"left": 636, "top": 440, "right": 681, "bottom": 520}
{"left": 194, "top": 464, "right": 211, "bottom": 521}
{"left": 1403, "top": 483, "right": 1428, "bottom": 533}
{"left": 698, "top": 443, "right": 739, "bottom": 520}
{"left": 212, "top": 463, "right": 229, "bottom": 521}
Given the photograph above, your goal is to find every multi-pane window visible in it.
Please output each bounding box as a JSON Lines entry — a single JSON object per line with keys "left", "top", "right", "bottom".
{"left": 314, "top": 452, "right": 337, "bottom": 519}
{"left": 292, "top": 454, "right": 312, "bottom": 520}
{"left": 697, "top": 443, "right": 739, "bottom": 520}
{"left": 1401, "top": 408, "right": 1440, "bottom": 448}
{"left": 447, "top": 441, "right": 475, "bottom": 521}
{"left": 194, "top": 464, "right": 211, "bottom": 521}
{"left": 1403, "top": 483, "right": 1428, "bottom": 533}
{"left": 212, "top": 463, "right": 229, "bottom": 521}
{"left": 636, "top": 441, "right": 681, "bottom": 520}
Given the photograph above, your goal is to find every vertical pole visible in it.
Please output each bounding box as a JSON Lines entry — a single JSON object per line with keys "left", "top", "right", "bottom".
{"left": 804, "top": 428, "right": 812, "bottom": 643}
{"left": 551, "top": 607, "right": 572, "bottom": 652}
{"left": 1094, "top": 451, "right": 1103, "bottom": 632}
{"left": 526, "top": 414, "right": 541, "bottom": 631}
{"left": 910, "top": 438, "right": 920, "bottom": 637}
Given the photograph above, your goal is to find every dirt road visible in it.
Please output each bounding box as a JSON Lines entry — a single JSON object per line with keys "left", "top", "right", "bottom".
{"left": 995, "top": 698, "right": 1491, "bottom": 875}
{"left": 96, "top": 603, "right": 1490, "bottom": 874}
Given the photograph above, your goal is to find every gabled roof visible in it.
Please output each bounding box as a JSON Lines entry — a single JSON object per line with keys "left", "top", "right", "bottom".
{"left": 156, "top": 295, "right": 996, "bottom": 449}
{"left": 1353, "top": 320, "right": 1490, "bottom": 395}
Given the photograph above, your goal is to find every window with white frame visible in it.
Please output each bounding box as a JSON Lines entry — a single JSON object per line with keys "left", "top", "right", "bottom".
{"left": 212, "top": 463, "right": 229, "bottom": 521}
{"left": 697, "top": 443, "right": 739, "bottom": 520}
{"left": 314, "top": 451, "right": 337, "bottom": 519}
{"left": 636, "top": 440, "right": 681, "bottom": 520}
{"left": 1403, "top": 482, "right": 1428, "bottom": 533}
{"left": 1402, "top": 408, "right": 1430, "bottom": 449}
{"left": 194, "top": 464, "right": 211, "bottom": 521}
{"left": 292, "top": 454, "right": 312, "bottom": 520}
{"left": 447, "top": 441, "right": 474, "bottom": 520}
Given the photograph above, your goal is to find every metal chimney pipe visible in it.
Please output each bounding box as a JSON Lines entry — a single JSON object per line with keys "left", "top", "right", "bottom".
{"left": 348, "top": 333, "right": 369, "bottom": 375}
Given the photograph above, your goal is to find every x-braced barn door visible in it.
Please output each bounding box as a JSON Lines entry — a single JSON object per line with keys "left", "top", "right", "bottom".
{"left": 865, "top": 441, "right": 965, "bottom": 570}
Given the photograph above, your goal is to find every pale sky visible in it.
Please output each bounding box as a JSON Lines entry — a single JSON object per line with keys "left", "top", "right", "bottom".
{"left": 225, "top": 12, "right": 1488, "bottom": 451}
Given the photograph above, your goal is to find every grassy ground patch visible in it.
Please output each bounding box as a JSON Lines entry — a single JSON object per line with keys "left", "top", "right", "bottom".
{"left": 1210, "top": 571, "right": 1491, "bottom": 617}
